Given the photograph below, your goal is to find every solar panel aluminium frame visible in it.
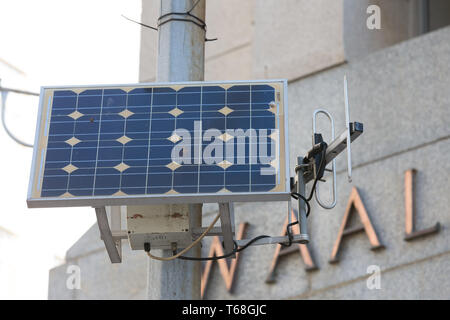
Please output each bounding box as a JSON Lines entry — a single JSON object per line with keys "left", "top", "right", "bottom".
{"left": 27, "top": 79, "right": 290, "bottom": 208}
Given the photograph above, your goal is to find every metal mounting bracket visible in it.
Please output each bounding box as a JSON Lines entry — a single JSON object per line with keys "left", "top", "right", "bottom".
{"left": 218, "top": 202, "right": 236, "bottom": 258}
{"left": 95, "top": 206, "right": 125, "bottom": 263}
{"left": 235, "top": 234, "right": 309, "bottom": 247}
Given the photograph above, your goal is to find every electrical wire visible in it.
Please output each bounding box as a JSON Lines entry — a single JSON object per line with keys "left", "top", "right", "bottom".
{"left": 145, "top": 211, "right": 222, "bottom": 261}
{"left": 145, "top": 211, "right": 270, "bottom": 262}
{"left": 187, "top": 0, "right": 201, "bottom": 13}
{"left": 0, "top": 89, "right": 33, "bottom": 148}
{"left": 290, "top": 193, "right": 311, "bottom": 216}
{"left": 121, "top": 14, "right": 157, "bottom": 31}
{"left": 178, "top": 235, "right": 270, "bottom": 261}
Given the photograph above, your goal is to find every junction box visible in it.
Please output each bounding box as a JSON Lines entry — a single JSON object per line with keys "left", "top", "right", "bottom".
{"left": 126, "top": 204, "right": 192, "bottom": 250}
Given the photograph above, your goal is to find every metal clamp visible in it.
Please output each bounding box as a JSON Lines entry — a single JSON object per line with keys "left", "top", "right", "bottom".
{"left": 312, "top": 109, "right": 337, "bottom": 209}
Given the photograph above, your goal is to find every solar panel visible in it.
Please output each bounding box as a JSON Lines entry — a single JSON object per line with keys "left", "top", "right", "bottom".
{"left": 27, "top": 80, "right": 290, "bottom": 208}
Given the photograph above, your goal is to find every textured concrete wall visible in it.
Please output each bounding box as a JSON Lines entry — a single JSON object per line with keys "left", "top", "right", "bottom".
{"left": 343, "top": 0, "right": 426, "bottom": 62}
{"left": 252, "top": 0, "right": 344, "bottom": 80}
{"left": 49, "top": 25, "right": 450, "bottom": 300}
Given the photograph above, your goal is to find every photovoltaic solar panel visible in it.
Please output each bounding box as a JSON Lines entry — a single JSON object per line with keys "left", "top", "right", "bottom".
{"left": 27, "top": 80, "right": 289, "bottom": 208}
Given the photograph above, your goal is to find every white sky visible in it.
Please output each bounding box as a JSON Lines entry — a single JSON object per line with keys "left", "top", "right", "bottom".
{"left": 0, "top": 0, "right": 142, "bottom": 299}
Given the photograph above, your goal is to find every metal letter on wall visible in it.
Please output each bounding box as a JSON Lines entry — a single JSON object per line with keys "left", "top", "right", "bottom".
{"left": 266, "top": 209, "right": 317, "bottom": 283}
{"left": 404, "top": 169, "right": 440, "bottom": 241}
{"left": 201, "top": 222, "right": 248, "bottom": 299}
{"left": 329, "top": 187, "right": 384, "bottom": 263}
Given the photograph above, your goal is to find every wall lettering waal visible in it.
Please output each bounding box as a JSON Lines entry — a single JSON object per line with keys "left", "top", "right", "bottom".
{"left": 201, "top": 168, "right": 440, "bottom": 295}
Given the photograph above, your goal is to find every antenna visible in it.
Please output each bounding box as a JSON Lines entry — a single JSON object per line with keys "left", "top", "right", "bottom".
{"left": 290, "top": 76, "right": 364, "bottom": 243}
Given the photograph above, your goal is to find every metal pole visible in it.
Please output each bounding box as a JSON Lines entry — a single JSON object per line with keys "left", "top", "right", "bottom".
{"left": 296, "top": 157, "right": 309, "bottom": 243}
{"left": 146, "top": 0, "right": 205, "bottom": 300}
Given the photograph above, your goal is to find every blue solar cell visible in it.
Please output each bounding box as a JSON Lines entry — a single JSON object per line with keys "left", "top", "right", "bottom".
{"left": 226, "top": 164, "right": 250, "bottom": 192}
{"left": 199, "top": 165, "right": 223, "bottom": 193}
{"left": 69, "top": 168, "right": 95, "bottom": 196}
{"left": 122, "top": 166, "right": 147, "bottom": 195}
{"left": 147, "top": 166, "right": 172, "bottom": 194}
{"left": 48, "top": 121, "right": 74, "bottom": 136}
{"left": 94, "top": 167, "right": 120, "bottom": 196}
{"left": 178, "top": 88, "right": 201, "bottom": 106}
{"left": 34, "top": 82, "right": 285, "bottom": 204}
{"left": 45, "top": 147, "right": 71, "bottom": 162}
{"left": 52, "top": 96, "right": 77, "bottom": 109}
{"left": 41, "top": 174, "right": 68, "bottom": 197}
{"left": 173, "top": 164, "right": 199, "bottom": 193}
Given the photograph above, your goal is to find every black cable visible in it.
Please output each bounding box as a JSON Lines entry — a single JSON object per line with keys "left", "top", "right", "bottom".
{"left": 178, "top": 235, "right": 270, "bottom": 261}
{"left": 282, "top": 194, "right": 306, "bottom": 248}
{"left": 283, "top": 147, "right": 327, "bottom": 247}
{"left": 305, "top": 152, "right": 326, "bottom": 202}
{"left": 157, "top": 16, "right": 206, "bottom": 29}
{"left": 121, "top": 14, "right": 158, "bottom": 31}
{"left": 187, "top": 0, "right": 201, "bottom": 13}
{"left": 290, "top": 193, "right": 311, "bottom": 217}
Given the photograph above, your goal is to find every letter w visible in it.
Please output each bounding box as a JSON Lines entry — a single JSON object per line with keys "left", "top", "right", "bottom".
{"left": 201, "top": 222, "right": 248, "bottom": 299}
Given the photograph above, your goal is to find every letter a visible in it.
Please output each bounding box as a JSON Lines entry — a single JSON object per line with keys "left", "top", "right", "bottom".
{"left": 329, "top": 187, "right": 384, "bottom": 263}
{"left": 266, "top": 209, "right": 317, "bottom": 283}
{"left": 367, "top": 5, "right": 381, "bottom": 30}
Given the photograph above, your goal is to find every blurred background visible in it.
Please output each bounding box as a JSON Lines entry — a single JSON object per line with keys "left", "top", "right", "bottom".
{"left": 0, "top": 0, "right": 141, "bottom": 298}
{"left": 1, "top": 0, "right": 449, "bottom": 299}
